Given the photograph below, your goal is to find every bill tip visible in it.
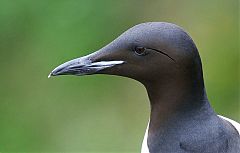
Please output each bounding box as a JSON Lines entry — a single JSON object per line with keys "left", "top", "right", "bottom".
{"left": 48, "top": 73, "right": 52, "bottom": 78}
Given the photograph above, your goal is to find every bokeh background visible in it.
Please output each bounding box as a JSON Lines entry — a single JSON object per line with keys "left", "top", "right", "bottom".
{"left": 0, "top": 0, "right": 239, "bottom": 152}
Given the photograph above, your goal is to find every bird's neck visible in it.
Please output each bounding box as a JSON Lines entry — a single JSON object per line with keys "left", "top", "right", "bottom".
{"left": 144, "top": 73, "right": 215, "bottom": 150}
{"left": 146, "top": 81, "right": 211, "bottom": 129}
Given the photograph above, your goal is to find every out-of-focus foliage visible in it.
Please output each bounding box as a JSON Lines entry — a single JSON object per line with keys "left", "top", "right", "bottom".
{"left": 0, "top": 0, "right": 238, "bottom": 152}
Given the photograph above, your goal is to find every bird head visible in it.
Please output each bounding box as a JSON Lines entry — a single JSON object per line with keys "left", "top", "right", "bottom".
{"left": 49, "top": 22, "right": 202, "bottom": 85}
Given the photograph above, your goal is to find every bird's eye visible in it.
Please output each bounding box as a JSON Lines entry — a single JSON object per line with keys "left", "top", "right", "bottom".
{"left": 134, "top": 47, "right": 147, "bottom": 56}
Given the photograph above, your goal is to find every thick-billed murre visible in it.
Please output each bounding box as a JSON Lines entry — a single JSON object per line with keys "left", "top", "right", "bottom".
{"left": 49, "top": 22, "right": 240, "bottom": 153}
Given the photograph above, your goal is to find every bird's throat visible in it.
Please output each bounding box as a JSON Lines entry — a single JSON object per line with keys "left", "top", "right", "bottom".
{"left": 145, "top": 77, "right": 209, "bottom": 130}
{"left": 144, "top": 78, "right": 215, "bottom": 152}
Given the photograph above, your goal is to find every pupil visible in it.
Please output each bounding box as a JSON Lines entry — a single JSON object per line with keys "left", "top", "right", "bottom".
{"left": 136, "top": 47, "right": 145, "bottom": 54}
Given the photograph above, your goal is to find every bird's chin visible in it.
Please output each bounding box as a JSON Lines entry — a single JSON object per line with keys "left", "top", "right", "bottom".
{"left": 48, "top": 57, "right": 125, "bottom": 78}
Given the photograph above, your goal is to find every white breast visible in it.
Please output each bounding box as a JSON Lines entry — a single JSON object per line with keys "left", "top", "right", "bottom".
{"left": 140, "top": 116, "right": 240, "bottom": 153}
{"left": 141, "top": 121, "right": 150, "bottom": 153}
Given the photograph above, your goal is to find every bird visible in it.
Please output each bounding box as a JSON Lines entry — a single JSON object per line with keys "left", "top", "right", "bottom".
{"left": 49, "top": 22, "right": 240, "bottom": 153}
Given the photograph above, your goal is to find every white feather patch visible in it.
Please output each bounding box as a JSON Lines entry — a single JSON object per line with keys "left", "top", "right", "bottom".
{"left": 141, "top": 121, "right": 150, "bottom": 153}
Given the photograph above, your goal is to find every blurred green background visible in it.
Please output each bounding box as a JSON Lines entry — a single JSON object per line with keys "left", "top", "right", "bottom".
{"left": 0, "top": 0, "right": 239, "bottom": 152}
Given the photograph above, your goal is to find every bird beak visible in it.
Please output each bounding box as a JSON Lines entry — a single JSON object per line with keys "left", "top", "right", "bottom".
{"left": 48, "top": 51, "right": 125, "bottom": 78}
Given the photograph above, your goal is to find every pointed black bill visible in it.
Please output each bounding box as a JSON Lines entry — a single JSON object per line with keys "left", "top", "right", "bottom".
{"left": 48, "top": 56, "right": 124, "bottom": 78}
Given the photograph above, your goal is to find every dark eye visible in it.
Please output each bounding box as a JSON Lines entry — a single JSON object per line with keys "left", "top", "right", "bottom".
{"left": 134, "top": 47, "right": 147, "bottom": 56}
